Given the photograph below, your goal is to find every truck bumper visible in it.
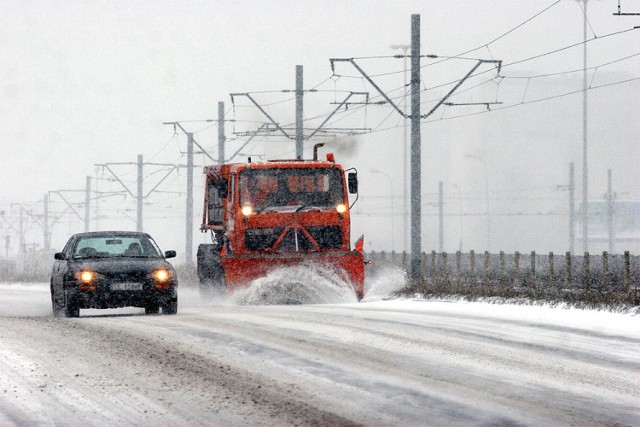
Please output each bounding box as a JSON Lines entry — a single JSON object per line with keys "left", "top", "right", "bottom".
{"left": 220, "top": 251, "right": 365, "bottom": 298}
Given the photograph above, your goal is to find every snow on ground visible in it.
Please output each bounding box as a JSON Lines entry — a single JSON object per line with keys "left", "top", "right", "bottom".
{"left": 0, "top": 276, "right": 639, "bottom": 426}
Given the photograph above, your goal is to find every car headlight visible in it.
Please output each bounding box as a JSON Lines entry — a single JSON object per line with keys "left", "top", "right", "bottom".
{"left": 74, "top": 270, "right": 100, "bottom": 290}
{"left": 153, "top": 269, "right": 171, "bottom": 282}
{"left": 80, "top": 271, "right": 94, "bottom": 283}
{"left": 150, "top": 269, "right": 173, "bottom": 289}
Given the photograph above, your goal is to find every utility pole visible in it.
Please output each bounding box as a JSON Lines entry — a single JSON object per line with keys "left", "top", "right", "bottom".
{"left": 163, "top": 120, "right": 217, "bottom": 164}
{"left": 18, "top": 206, "right": 24, "bottom": 256}
{"left": 409, "top": 14, "right": 422, "bottom": 281}
{"left": 438, "top": 181, "right": 444, "bottom": 252}
{"left": 569, "top": 162, "right": 575, "bottom": 253}
{"left": 137, "top": 155, "right": 143, "bottom": 232}
{"left": 97, "top": 156, "right": 178, "bottom": 233}
{"left": 47, "top": 189, "right": 90, "bottom": 244}
{"left": 94, "top": 167, "right": 101, "bottom": 231}
{"left": 296, "top": 65, "right": 304, "bottom": 159}
{"left": 84, "top": 176, "right": 91, "bottom": 232}
{"left": 330, "top": 14, "right": 501, "bottom": 284}
{"left": 581, "top": 0, "right": 590, "bottom": 253}
{"left": 43, "top": 194, "right": 50, "bottom": 251}
{"left": 163, "top": 118, "right": 220, "bottom": 264}
{"left": 231, "top": 66, "right": 369, "bottom": 158}
{"left": 218, "top": 102, "right": 225, "bottom": 164}
{"left": 607, "top": 169, "right": 614, "bottom": 253}
{"left": 163, "top": 118, "right": 220, "bottom": 265}
{"left": 186, "top": 133, "right": 194, "bottom": 265}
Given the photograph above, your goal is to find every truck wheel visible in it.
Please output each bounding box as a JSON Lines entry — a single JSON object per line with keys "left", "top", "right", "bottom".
{"left": 197, "top": 244, "right": 225, "bottom": 299}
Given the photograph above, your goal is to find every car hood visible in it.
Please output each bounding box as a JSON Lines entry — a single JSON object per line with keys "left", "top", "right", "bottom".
{"left": 72, "top": 258, "right": 175, "bottom": 275}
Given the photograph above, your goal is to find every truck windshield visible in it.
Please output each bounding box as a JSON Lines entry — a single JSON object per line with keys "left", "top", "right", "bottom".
{"left": 239, "top": 167, "right": 345, "bottom": 209}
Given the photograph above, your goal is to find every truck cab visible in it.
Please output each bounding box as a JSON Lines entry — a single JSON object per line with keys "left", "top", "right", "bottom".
{"left": 198, "top": 152, "right": 365, "bottom": 299}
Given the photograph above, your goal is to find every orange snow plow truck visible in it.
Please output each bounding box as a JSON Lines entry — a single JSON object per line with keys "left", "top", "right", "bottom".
{"left": 197, "top": 145, "right": 365, "bottom": 299}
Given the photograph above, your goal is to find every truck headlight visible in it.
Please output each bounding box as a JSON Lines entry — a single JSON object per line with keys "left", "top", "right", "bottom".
{"left": 241, "top": 205, "right": 253, "bottom": 216}
{"left": 336, "top": 204, "right": 347, "bottom": 214}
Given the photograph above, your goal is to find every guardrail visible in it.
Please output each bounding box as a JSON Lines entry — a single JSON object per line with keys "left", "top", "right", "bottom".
{"left": 366, "top": 250, "right": 640, "bottom": 305}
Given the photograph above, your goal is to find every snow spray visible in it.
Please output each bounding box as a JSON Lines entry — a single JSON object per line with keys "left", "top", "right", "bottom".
{"left": 232, "top": 263, "right": 359, "bottom": 305}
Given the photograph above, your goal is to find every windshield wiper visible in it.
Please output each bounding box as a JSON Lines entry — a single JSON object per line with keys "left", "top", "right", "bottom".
{"left": 295, "top": 203, "right": 323, "bottom": 213}
{"left": 255, "top": 201, "right": 280, "bottom": 214}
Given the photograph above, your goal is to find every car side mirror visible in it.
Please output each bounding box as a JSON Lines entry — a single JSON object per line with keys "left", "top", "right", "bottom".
{"left": 348, "top": 173, "right": 358, "bottom": 194}
{"left": 54, "top": 252, "right": 67, "bottom": 260}
{"left": 164, "top": 250, "right": 177, "bottom": 259}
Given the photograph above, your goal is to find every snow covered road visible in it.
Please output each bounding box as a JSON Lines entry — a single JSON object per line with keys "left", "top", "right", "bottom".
{"left": 0, "top": 282, "right": 638, "bottom": 426}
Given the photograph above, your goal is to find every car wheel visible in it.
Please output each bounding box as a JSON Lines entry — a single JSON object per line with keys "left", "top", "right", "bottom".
{"left": 144, "top": 302, "right": 160, "bottom": 315}
{"left": 161, "top": 299, "right": 177, "bottom": 315}
{"left": 51, "top": 282, "right": 64, "bottom": 317}
{"left": 63, "top": 300, "right": 80, "bottom": 318}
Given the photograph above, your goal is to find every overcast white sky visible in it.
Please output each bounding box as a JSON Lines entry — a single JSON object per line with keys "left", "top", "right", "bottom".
{"left": 2, "top": 0, "right": 639, "bottom": 254}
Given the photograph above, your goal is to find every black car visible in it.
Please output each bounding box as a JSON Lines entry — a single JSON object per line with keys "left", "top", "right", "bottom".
{"left": 50, "top": 231, "right": 178, "bottom": 317}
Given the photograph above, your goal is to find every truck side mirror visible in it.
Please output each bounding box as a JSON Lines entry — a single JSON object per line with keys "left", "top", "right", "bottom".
{"left": 348, "top": 173, "right": 358, "bottom": 194}
{"left": 217, "top": 179, "right": 229, "bottom": 198}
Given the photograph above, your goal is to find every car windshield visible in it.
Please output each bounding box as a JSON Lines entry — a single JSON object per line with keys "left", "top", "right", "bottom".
{"left": 72, "top": 235, "right": 162, "bottom": 259}
{"left": 239, "top": 167, "right": 345, "bottom": 210}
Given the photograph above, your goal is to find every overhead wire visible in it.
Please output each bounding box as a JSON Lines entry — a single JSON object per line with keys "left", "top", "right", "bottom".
{"left": 318, "top": 23, "right": 639, "bottom": 132}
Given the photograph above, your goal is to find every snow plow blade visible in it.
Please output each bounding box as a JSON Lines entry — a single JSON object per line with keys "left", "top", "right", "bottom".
{"left": 221, "top": 251, "right": 365, "bottom": 298}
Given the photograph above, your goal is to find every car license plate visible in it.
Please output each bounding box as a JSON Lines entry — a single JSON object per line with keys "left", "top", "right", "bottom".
{"left": 112, "top": 282, "right": 143, "bottom": 291}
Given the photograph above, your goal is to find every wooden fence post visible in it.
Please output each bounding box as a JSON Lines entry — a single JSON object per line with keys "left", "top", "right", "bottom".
{"left": 624, "top": 251, "right": 630, "bottom": 294}
{"left": 548, "top": 252, "right": 554, "bottom": 288}
{"left": 431, "top": 250, "right": 436, "bottom": 282}
{"left": 530, "top": 251, "right": 536, "bottom": 290}
{"left": 442, "top": 252, "right": 449, "bottom": 285}
{"left": 602, "top": 251, "right": 610, "bottom": 289}
{"left": 565, "top": 252, "right": 572, "bottom": 289}
{"left": 583, "top": 252, "right": 590, "bottom": 292}
{"left": 483, "top": 251, "right": 489, "bottom": 287}
{"left": 456, "top": 251, "right": 462, "bottom": 289}
{"left": 470, "top": 250, "right": 476, "bottom": 277}
{"left": 499, "top": 251, "right": 506, "bottom": 284}
{"left": 420, "top": 252, "right": 427, "bottom": 279}
{"left": 514, "top": 251, "right": 520, "bottom": 287}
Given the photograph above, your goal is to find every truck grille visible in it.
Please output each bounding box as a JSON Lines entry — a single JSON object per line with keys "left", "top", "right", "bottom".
{"left": 307, "top": 226, "right": 342, "bottom": 249}
{"left": 245, "top": 226, "right": 343, "bottom": 252}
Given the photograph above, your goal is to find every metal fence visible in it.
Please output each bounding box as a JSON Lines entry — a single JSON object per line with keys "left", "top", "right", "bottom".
{"left": 366, "top": 250, "right": 640, "bottom": 304}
